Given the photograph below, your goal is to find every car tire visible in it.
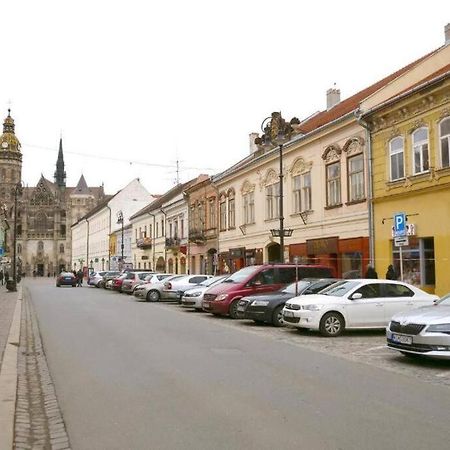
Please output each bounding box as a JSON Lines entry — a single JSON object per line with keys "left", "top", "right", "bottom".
{"left": 72, "top": 284, "right": 76, "bottom": 287}
{"left": 319, "top": 312, "right": 345, "bottom": 337}
{"left": 147, "top": 290, "right": 160, "bottom": 302}
{"left": 272, "top": 305, "right": 284, "bottom": 327}
{"left": 253, "top": 319, "right": 264, "bottom": 324}
{"left": 56, "top": 284, "right": 60, "bottom": 287}
{"left": 229, "top": 300, "right": 239, "bottom": 319}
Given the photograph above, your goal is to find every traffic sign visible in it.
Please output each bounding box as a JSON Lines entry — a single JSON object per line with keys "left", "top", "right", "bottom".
{"left": 394, "top": 236, "right": 409, "bottom": 247}
{"left": 0, "top": 248, "right": 3, "bottom": 256}
{"left": 394, "top": 212, "right": 406, "bottom": 237}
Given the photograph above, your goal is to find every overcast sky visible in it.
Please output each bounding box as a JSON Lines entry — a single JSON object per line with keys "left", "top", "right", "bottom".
{"left": 2, "top": 1, "right": 449, "bottom": 196}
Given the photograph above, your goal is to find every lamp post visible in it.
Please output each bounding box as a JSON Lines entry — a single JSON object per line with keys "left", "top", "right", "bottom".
{"left": 255, "top": 112, "right": 298, "bottom": 263}
{"left": 10, "top": 182, "right": 23, "bottom": 291}
{"left": 117, "top": 210, "right": 124, "bottom": 268}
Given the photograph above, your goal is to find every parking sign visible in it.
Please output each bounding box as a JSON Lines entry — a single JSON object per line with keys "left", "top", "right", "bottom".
{"left": 394, "top": 212, "right": 406, "bottom": 237}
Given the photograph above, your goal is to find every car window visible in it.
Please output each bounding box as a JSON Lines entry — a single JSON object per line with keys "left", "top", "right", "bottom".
{"left": 201, "top": 276, "right": 226, "bottom": 287}
{"left": 189, "top": 276, "right": 208, "bottom": 284}
{"left": 298, "top": 267, "right": 333, "bottom": 279}
{"left": 126, "top": 273, "right": 135, "bottom": 279}
{"left": 321, "top": 280, "right": 359, "bottom": 297}
{"left": 352, "top": 283, "right": 381, "bottom": 299}
{"left": 382, "top": 283, "right": 414, "bottom": 298}
{"left": 277, "top": 268, "right": 297, "bottom": 284}
{"left": 304, "top": 280, "right": 337, "bottom": 294}
{"left": 157, "top": 274, "right": 172, "bottom": 281}
{"left": 250, "top": 269, "right": 275, "bottom": 286}
{"left": 223, "top": 266, "right": 260, "bottom": 283}
{"left": 283, "top": 280, "right": 312, "bottom": 294}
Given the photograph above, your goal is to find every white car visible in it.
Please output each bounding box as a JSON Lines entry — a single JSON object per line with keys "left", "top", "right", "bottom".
{"left": 162, "top": 274, "right": 213, "bottom": 301}
{"left": 282, "top": 279, "right": 439, "bottom": 337}
{"left": 181, "top": 275, "right": 229, "bottom": 310}
{"left": 144, "top": 273, "right": 173, "bottom": 284}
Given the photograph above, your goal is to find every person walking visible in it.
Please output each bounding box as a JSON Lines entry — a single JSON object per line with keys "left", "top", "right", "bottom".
{"left": 77, "top": 269, "right": 83, "bottom": 287}
{"left": 4, "top": 271, "right": 9, "bottom": 283}
{"left": 0, "top": 270, "right": 3, "bottom": 285}
{"left": 364, "top": 264, "right": 378, "bottom": 279}
{"left": 386, "top": 264, "right": 397, "bottom": 280}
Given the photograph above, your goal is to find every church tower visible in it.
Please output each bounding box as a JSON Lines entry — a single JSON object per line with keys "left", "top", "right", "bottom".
{"left": 54, "top": 137, "right": 66, "bottom": 187}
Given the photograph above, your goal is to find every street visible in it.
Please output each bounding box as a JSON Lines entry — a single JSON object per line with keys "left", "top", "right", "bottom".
{"left": 25, "top": 278, "right": 450, "bottom": 450}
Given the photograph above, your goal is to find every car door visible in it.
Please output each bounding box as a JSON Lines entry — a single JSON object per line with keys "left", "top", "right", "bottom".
{"left": 345, "top": 283, "right": 385, "bottom": 327}
{"left": 381, "top": 282, "right": 419, "bottom": 323}
{"left": 246, "top": 269, "right": 277, "bottom": 295}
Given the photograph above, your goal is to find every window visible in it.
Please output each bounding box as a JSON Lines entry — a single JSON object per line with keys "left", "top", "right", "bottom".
{"left": 208, "top": 199, "right": 216, "bottom": 229}
{"left": 243, "top": 191, "right": 254, "bottom": 224}
{"left": 412, "top": 127, "right": 429, "bottom": 174}
{"left": 348, "top": 154, "right": 364, "bottom": 201}
{"left": 293, "top": 173, "right": 312, "bottom": 213}
{"left": 60, "top": 224, "right": 66, "bottom": 236}
{"left": 440, "top": 117, "right": 450, "bottom": 168}
{"left": 59, "top": 244, "right": 65, "bottom": 254}
{"left": 326, "top": 162, "right": 341, "bottom": 206}
{"left": 219, "top": 197, "right": 226, "bottom": 230}
{"left": 34, "top": 212, "right": 47, "bottom": 232}
{"left": 17, "top": 244, "right": 22, "bottom": 254}
{"left": 265, "top": 182, "right": 280, "bottom": 219}
{"left": 353, "top": 283, "right": 381, "bottom": 298}
{"left": 161, "top": 219, "right": 164, "bottom": 236}
{"left": 179, "top": 220, "right": 183, "bottom": 239}
{"left": 389, "top": 137, "right": 404, "bottom": 181}
{"left": 382, "top": 283, "right": 414, "bottom": 298}
{"left": 228, "top": 197, "right": 235, "bottom": 229}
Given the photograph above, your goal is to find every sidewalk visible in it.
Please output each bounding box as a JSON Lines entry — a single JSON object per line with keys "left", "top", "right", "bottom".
{"left": 0, "top": 284, "right": 18, "bottom": 374}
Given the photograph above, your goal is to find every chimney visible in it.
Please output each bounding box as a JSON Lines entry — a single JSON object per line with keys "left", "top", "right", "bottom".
{"left": 326, "top": 87, "right": 341, "bottom": 110}
{"left": 445, "top": 23, "right": 450, "bottom": 45}
{"left": 249, "top": 132, "right": 259, "bottom": 154}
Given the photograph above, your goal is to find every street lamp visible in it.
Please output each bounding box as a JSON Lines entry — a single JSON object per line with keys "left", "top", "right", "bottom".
{"left": 255, "top": 112, "right": 298, "bottom": 262}
{"left": 117, "top": 210, "right": 124, "bottom": 267}
{"left": 10, "top": 182, "right": 23, "bottom": 291}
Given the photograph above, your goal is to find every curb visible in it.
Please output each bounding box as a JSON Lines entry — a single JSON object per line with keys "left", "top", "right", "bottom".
{"left": 0, "top": 287, "right": 22, "bottom": 450}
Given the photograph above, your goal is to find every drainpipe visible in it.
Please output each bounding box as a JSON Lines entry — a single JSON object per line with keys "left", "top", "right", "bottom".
{"left": 160, "top": 208, "right": 167, "bottom": 272}
{"left": 85, "top": 217, "right": 90, "bottom": 278}
{"left": 147, "top": 212, "right": 156, "bottom": 271}
{"left": 106, "top": 205, "right": 112, "bottom": 270}
{"left": 355, "top": 109, "right": 375, "bottom": 267}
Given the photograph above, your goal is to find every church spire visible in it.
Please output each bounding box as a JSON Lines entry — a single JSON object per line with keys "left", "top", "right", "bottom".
{"left": 54, "top": 137, "right": 66, "bottom": 187}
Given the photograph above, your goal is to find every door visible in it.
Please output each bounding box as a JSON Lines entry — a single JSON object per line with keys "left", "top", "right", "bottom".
{"left": 37, "top": 264, "right": 44, "bottom": 277}
{"left": 345, "top": 283, "right": 384, "bottom": 327}
{"left": 381, "top": 282, "right": 421, "bottom": 323}
{"left": 246, "top": 268, "right": 277, "bottom": 295}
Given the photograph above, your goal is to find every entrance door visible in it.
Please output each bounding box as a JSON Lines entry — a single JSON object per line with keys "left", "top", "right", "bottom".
{"left": 37, "top": 264, "right": 44, "bottom": 276}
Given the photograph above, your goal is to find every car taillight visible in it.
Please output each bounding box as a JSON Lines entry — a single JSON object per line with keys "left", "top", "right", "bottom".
{"left": 166, "top": 282, "right": 172, "bottom": 289}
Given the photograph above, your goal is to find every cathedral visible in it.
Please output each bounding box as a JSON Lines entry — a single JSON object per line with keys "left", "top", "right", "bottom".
{"left": 0, "top": 110, "right": 105, "bottom": 277}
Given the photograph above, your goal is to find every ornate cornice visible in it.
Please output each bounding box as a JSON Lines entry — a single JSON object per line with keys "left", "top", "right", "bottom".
{"left": 289, "top": 157, "right": 313, "bottom": 176}
{"left": 322, "top": 144, "right": 341, "bottom": 163}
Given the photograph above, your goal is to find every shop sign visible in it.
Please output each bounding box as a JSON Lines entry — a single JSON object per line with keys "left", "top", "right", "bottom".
{"left": 306, "top": 237, "right": 338, "bottom": 255}
{"left": 245, "top": 249, "right": 255, "bottom": 258}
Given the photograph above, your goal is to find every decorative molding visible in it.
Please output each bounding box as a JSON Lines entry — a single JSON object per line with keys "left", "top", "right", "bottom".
{"left": 321, "top": 144, "right": 342, "bottom": 162}
{"left": 408, "top": 119, "right": 427, "bottom": 134}
{"left": 290, "top": 157, "right": 313, "bottom": 176}
{"left": 342, "top": 136, "right": 365, "bottom": 156}
{"left": 263, "top": 169, "right": 279, "bottom": 187}
{"left": 241, "top": 179, "right": 255, "bottom": 194}
{"left": 439, "top": 108, "right": 450, "bottom": 121}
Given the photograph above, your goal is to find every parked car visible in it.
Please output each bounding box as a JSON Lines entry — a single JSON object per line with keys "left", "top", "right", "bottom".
{"left": 56, "top": 271, "right": 77, "bottom": 287}
{"left": 387, "top": 292, "right": 450, "bottom": 359}
{"left": 105, "top": 279, "right": 114, "bottom": 290}
{"left": 99, "top": 271, "right": 121, "bottom": 288}
{"left": 134, "top": 275, "right": 186, "bottom": 302}
{"left": 121, "top": 271, "right": 154, "bottom": 294}
{"left": 282, "top": 279, "right": 439, "bottom": 337}
{"left": 202, "top": 264, "right": 334, "bottom": 319}
{"left": 88, "top": 271, "right": 107, "bottom": 287}
{"left": 237, "top": 278, "right": 340, "bottom": 326}
{"left": 144, "top": 273, "right": 173, "bottom": 284}
{"left": 163, "top": 274, "right": 213, "bottom": 302}
{"left": 112, "top": 273, "right": 128, "bottom": 291}
{"left": 181, "top": 275, "right": 229, "bottom": 310}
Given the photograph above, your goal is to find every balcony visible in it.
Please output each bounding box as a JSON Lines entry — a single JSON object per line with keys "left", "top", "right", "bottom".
{"left": 165, "top": 237, "right": 181, "bottom": 250}
{"left": 136, "top": 237, "right": 152, "bottom": 249}
{"left": 188, "top": 229, "right": 206, "bottom": 244}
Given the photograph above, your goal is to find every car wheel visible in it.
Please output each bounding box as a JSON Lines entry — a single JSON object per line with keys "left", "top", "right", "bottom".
{"left": 56, "top": 284, "right": 60, "bottom": 287}
{"left": 229, "top": 300, "right": 239, "bottom": 319}
{"left": 272, "top": 305, "right": 284, "bottom": 327}
{"left": 146, "top": 290, "right": 160, "bottom": 302}
{"left": 72, "top": 284, "right": 76, "bottom": 287}
{"left": 319, "top": 312, "right": 345, "bottom": 337}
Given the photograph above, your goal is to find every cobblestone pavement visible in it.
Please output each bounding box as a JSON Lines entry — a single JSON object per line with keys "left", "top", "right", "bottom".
{"left": 14, "top": 286, "right": 71, "bottom": 450}
{"left": 0, "top": 284, "right": 18, "bottom": 374}
{"left": 159, "top": 302, "right": 450, "bottom": 387}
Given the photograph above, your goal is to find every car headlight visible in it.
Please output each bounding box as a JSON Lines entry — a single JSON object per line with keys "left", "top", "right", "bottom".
{"left": 301, "top": 304, "right": 324, "bottom": 311}
{"left": 216, "top": 293, "right": 229, "bottom": 301}
{"left": 427, "top": 323, "right": 450, "bottom": 333}
{"left": 189, "top": 292, "right": 201, "bottom": 297}
{"left": 251, "top": 300, "right": 269, "bottom": 307}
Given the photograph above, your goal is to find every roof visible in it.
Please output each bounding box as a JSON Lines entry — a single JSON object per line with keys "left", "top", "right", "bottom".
{"left": 70, "top": 194, "right": 114, "bottom": 227}
{"left": 72, "top": 174, "right": 90, "bottom": 195}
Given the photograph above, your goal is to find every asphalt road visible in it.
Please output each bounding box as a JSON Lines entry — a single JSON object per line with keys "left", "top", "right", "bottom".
{"left": 27, "top": 278, "right": 450, "bottom": 450}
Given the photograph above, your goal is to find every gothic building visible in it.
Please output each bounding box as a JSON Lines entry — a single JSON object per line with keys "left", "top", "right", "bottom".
{"left": 0, "top": 110, "right": 105, "bottom": 276}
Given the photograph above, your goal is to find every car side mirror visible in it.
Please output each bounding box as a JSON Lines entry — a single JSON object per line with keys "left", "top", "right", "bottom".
{"left": 351, "top": 293, "right": 363, "bottom": 300}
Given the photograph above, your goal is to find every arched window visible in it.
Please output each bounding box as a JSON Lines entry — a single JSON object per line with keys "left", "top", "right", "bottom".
{"left": 34, "top": 212, "right": 47, "bottom": 232}
{"left": 439, "top": 117, "right": 450, "bottom": 168}
{"left": 412, "top": 127, "right": 429, "bottom": 174}
{"left": 17, "top": 244, "right": 22, "bottom": 254}
{"left": 59, "top": 244, "right": 65, "bottom": 254}
{"left": 389, "top": 137, "right": 404, "bottom": 181}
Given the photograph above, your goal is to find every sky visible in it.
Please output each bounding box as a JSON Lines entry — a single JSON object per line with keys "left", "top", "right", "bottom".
{"left": 1, "top": 1, "right": 449, "bottom": 196}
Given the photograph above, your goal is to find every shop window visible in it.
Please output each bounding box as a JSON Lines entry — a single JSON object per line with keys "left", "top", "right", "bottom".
{"left": 392, "top": 237, "right": 435, "bottom": 286}
{"left": 341, "top": 252, "right": 362, "bottom": 279}
{"left": 412, "top": 127, "right": 429, "bottom": 174}
{"left": 347, "top": 154, "right": 365, "bottom": 201}
{"left": 439, "top": 117, "right": 450, "bottom": 168}
{"left": 389, "top": 137, "right": 404, "bottom": 181}
{"left": 326, "top": 162, "right": 341, "bottom": 206}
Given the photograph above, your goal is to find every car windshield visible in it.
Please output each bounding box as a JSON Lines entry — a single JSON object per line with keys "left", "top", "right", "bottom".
{"left": 437, "top": 293, "right": 450, "bottom": 305}
{"left": 319, "top": 280, "right": 359, "bottom": 297}
{"left": 283, "top": 280, "right": 312, "bottom": 294}
{"left": 200, "top": 276, "right": 227, "bottom": 287}
{"left": 61, "top": 272, "right": 73, "bottom": 277}
{"left": 222, "top": 266, "right": 260, "bottom": 283}
{"left": 138, "top": 272, "right": 152, "bottom": 280}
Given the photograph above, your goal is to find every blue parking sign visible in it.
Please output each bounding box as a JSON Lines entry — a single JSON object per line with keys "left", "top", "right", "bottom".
{"left": 0, "top": 247, "right": 3, "bottom": 256}
{"left": 394, "top": 212, "right": 406, "bottom": 237}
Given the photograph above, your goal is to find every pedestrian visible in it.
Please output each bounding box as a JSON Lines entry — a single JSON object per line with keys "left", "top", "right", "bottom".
{"left": 385, "top": 264, "right": 397, "bottom": 280}
{"left": 77, "top": 269, "right": 83, "bottom": 287}
{"left": 4, "top": 271, "right": 9, "bottom": 283}
{"left": 364, "top": 264, "right": 378, "bottom": 279}
{"left": 0, "top": 270, "right": 3, "bottom": 285}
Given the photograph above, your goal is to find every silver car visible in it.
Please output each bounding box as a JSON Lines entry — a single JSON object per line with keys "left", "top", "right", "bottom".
{"left": 134, "top": 275, "right": 186, "bottom": 302}
{"left": 387, "top": 293, "right": 450, "bottom": 359}
{"left": 181, "top": 275, "right": 228, "bottom": 310}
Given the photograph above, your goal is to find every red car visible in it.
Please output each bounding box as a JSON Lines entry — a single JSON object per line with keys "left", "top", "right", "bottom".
{"left": 112, "top": 273, "right": 127, "bottom": 291}
{"left": 202, "top": 264, "right": 333, "bottom": 318}
{"left": 56, "top": 271, "right": 77, "bottom": 287}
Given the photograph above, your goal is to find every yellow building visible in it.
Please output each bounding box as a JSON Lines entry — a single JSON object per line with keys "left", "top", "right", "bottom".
{"left": 362, "top": 67, "right": 450, "bottom": 295}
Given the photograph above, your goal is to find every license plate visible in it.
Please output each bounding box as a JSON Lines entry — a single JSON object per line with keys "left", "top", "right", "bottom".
{"left": 64, "top": 277, "right": 72, "bottom": 281}
{"left": 283, "top": 310, "right": 294, "bottom": 318}
{"left": 203, "top": 302, "right": 210, "bottom": 309}
{"left": 392, "top": 334, "right": 413, "bottom": 345}
{"left": 237, "top": 306, "right": 245, "bottom": 312}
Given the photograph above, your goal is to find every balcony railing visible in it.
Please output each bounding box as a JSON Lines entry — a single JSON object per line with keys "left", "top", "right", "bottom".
{"left": 188, "top": 229, "right": 206, "bottom": 244}
{"left": 165, "top": 237, "right": 181, "bottom": 250}
{"left": 136, "top": 237, "right": 152, "bottom": 249}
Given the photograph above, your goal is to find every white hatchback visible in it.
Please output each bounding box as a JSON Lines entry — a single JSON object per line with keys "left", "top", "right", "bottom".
{"left": 282, "top": 279, "right": 439, "bottom": 337}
